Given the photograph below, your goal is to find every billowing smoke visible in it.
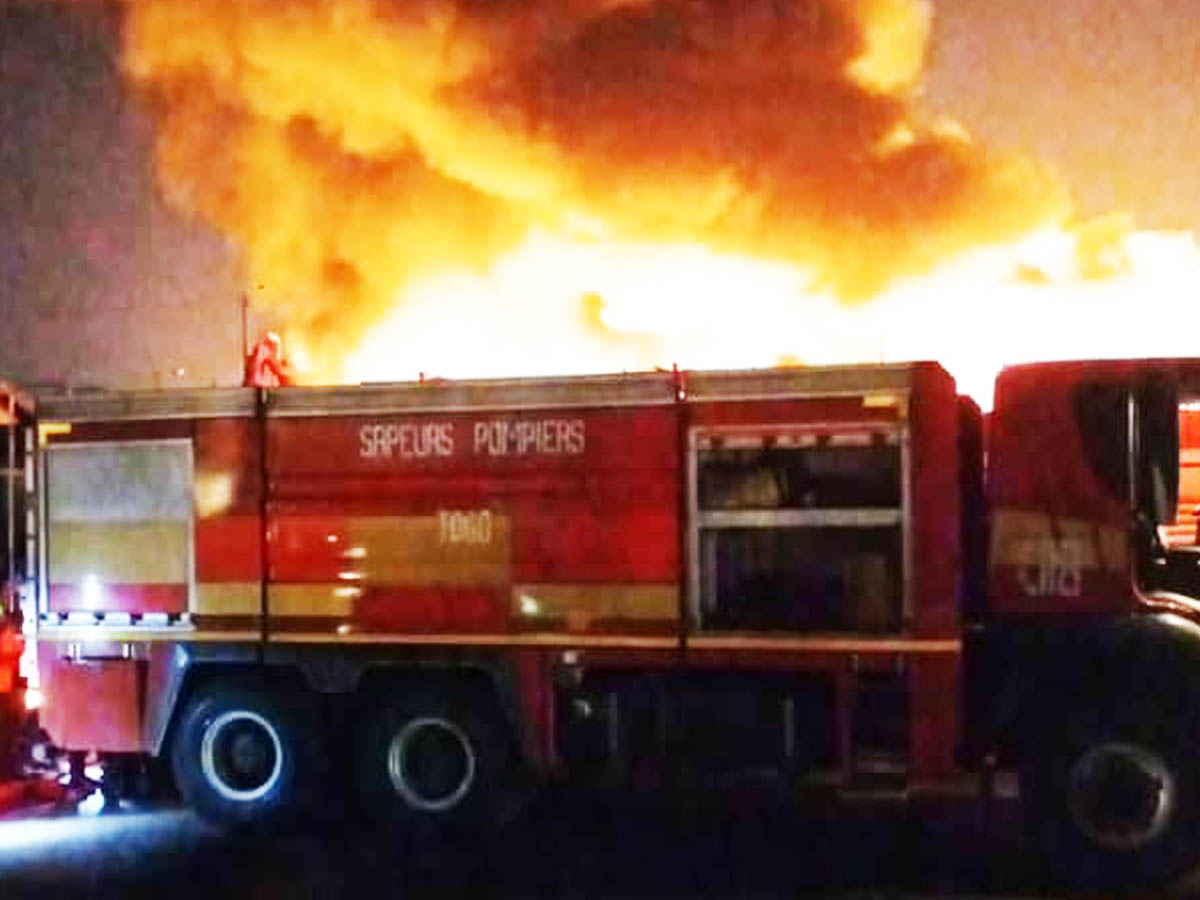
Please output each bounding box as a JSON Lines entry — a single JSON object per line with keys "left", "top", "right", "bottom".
{"left": 120, "top": 0, "right": 1070, "bottom": 376}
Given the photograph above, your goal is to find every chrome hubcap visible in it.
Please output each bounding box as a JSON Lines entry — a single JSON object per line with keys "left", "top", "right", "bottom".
{"left": 200, "top": 710, "right": 284, "bottom": 802}
{"left": 1066, "top": 742, "right": 1175, "bottom": 851}
{"left": 386, "top": 716, "right": 476, "bottom": 813}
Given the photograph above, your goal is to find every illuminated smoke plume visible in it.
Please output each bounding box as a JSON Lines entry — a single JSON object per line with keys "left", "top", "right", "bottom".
{"left": 120, "top": 0, "right": 1070, "bottom": 378}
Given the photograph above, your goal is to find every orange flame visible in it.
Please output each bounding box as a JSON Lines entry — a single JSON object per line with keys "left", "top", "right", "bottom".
{"left": 336, "top": 223, "right": 1200, "bottom": 408}
{"left": 117, "top": 0, "right": 1199, "bottom": 407}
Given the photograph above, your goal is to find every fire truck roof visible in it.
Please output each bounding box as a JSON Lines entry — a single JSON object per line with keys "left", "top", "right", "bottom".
{"left": 33, "top": 361, "right": 952, "bottom": 422}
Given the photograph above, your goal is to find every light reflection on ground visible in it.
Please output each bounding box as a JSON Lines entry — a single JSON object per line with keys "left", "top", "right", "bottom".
{"left": 0, "top": 800, "right": 202, "bottom": 863}
{"left": 0, "top": 810, "right": 184, "bottom": 854}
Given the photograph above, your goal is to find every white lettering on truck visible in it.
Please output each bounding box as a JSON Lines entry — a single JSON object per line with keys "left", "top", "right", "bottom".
{"left": 359, "top": 422, "right": 455, "bottom": 459}
{"left": 1017, "top": 538, "right": 1084, "bottom": 598}
{"left": 439, "top": 509, "right": 494, "bottom": 545}
{"left": 472, "top": 419, "right": 585, "bottom": 456}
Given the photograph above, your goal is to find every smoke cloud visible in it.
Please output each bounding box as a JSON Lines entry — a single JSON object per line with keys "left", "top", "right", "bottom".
{"left": 120, "top": 0, "right": 1070, "bottom": 375}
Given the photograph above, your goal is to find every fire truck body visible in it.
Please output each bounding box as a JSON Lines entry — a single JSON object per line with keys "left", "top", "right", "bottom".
{"left": 21, "top": 357, "right": 1200, "bottom": 887}
{"left": 0, "top": 384, "right": 34, "bottom": 780}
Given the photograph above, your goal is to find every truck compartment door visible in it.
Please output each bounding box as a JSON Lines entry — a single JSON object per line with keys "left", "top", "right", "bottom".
{"left": 40, "top": 655, "right": 143, "bottom": 753}
{"left": 689, "top": 425, "right": 907, "bottom": 633}
{"left": 44, "top": 440, "right": 194, "bottom": 618}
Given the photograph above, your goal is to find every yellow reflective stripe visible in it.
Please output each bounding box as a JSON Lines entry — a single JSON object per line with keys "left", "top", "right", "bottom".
{"left": 194, "top": 582, "right": 357, "bottom": 617}
{"left": 989, "top": 509, "right": 1128, "bottom": 574}
{"left": 511, "top": 584, "right": 678, "bottom": 622}
{"left": 687, "top": 635, "right": 961, "bottom": 653}
{"left": 270, "top": 632, "right": 680, "bottom": 649}
{"left": 269, "top": 584, "right": 355, "bottom": 617}
{"left": 194, "top": 582, "right": 259, "bottom": 616}
{"left": 338, "top": 515, "right": 511, "bottom": 586}
{"left": 37, "top": 626, "right": 260, "bottom": 643}
{"left": 49, "top": 522, "right": 188, "bottom": 584}
{"left": 34, "top": 627, "right": 960, "bottom": 654}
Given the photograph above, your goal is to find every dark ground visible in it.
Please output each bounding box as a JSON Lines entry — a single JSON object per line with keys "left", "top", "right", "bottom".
{"left": 0, "top": 784, "right": 1183, "bottom": 900}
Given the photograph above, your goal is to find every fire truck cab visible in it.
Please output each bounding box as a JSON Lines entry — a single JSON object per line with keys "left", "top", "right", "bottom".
{"left": 21, "top": 357, "right": 1200, "bottom": 889}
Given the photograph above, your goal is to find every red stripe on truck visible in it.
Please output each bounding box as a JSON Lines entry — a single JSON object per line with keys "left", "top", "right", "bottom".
{"left": 48, "top": 582, "right": 187, "bottom": 614}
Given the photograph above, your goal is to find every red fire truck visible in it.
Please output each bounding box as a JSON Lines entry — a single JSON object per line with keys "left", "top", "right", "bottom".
{"left": 17, "top": 358, "right": 1200, "bottom": 887}
{"left": 0, "top": 384, "right": 34, "bottom": 781}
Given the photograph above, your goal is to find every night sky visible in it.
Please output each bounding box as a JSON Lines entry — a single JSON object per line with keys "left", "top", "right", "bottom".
{"left": 1, "top": 0, "right": 1197, "bottom": 389}
{"left": 925, "top": 0, "right": 1200, "bottom": 232}
{"left": 1, "top": 2, "right": 242, "bottom": 389}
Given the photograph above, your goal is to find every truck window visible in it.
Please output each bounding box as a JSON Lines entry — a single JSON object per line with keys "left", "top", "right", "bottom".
{"left": 694, "top": 432, "right": 903, "bottom": 633}
{"left": 1073, "top": 382, "right": 1129, "bottom": 505}
{"left": 1074, "top": 376, "right": 1180, "bottom": 529}
{"left": 45, "top": 441, "right": 193, "bottom": 616}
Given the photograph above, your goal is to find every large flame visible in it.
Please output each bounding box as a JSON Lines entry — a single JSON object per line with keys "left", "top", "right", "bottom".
{"left": 340, "top": 222, "right": 1200, "bottom": 408}
{"left": 117, "top": 0, "right": 1199, "bottom": 407}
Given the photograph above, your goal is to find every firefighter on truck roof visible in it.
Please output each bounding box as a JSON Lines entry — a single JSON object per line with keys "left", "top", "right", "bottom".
{"left": 244, "top": 331, "right": 293, "bottom": 388}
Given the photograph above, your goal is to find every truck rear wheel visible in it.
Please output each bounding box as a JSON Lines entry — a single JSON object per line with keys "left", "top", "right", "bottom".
{"left": 1024, "top": 709, "right": 1200, "bottom": 890}
{"left": 171, "top": 683, "right": 318, "bottom": 825}
{"left": 355, "top": 691, "right": 512, "bottom": 832}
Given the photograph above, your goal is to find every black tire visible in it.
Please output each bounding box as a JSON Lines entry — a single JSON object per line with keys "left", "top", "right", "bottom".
{"left": 171, "top": 682, "right": 319, "bottom": 826}
{"left": 355, "top": 689, "right": 514, "bottom": 833}
{"left": 1023, "top": 706, "right": 1200, "bottom": 891}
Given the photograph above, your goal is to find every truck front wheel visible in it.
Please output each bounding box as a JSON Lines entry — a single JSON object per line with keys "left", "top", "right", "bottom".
{"left": 1024, "top": 711, "right": 1200, "bottom": 889}
{"left": 171, "top": 683, "right": 317, "bottom": 825}
{"left": 355, "top": 692, "right": 512, "bottom": 832}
